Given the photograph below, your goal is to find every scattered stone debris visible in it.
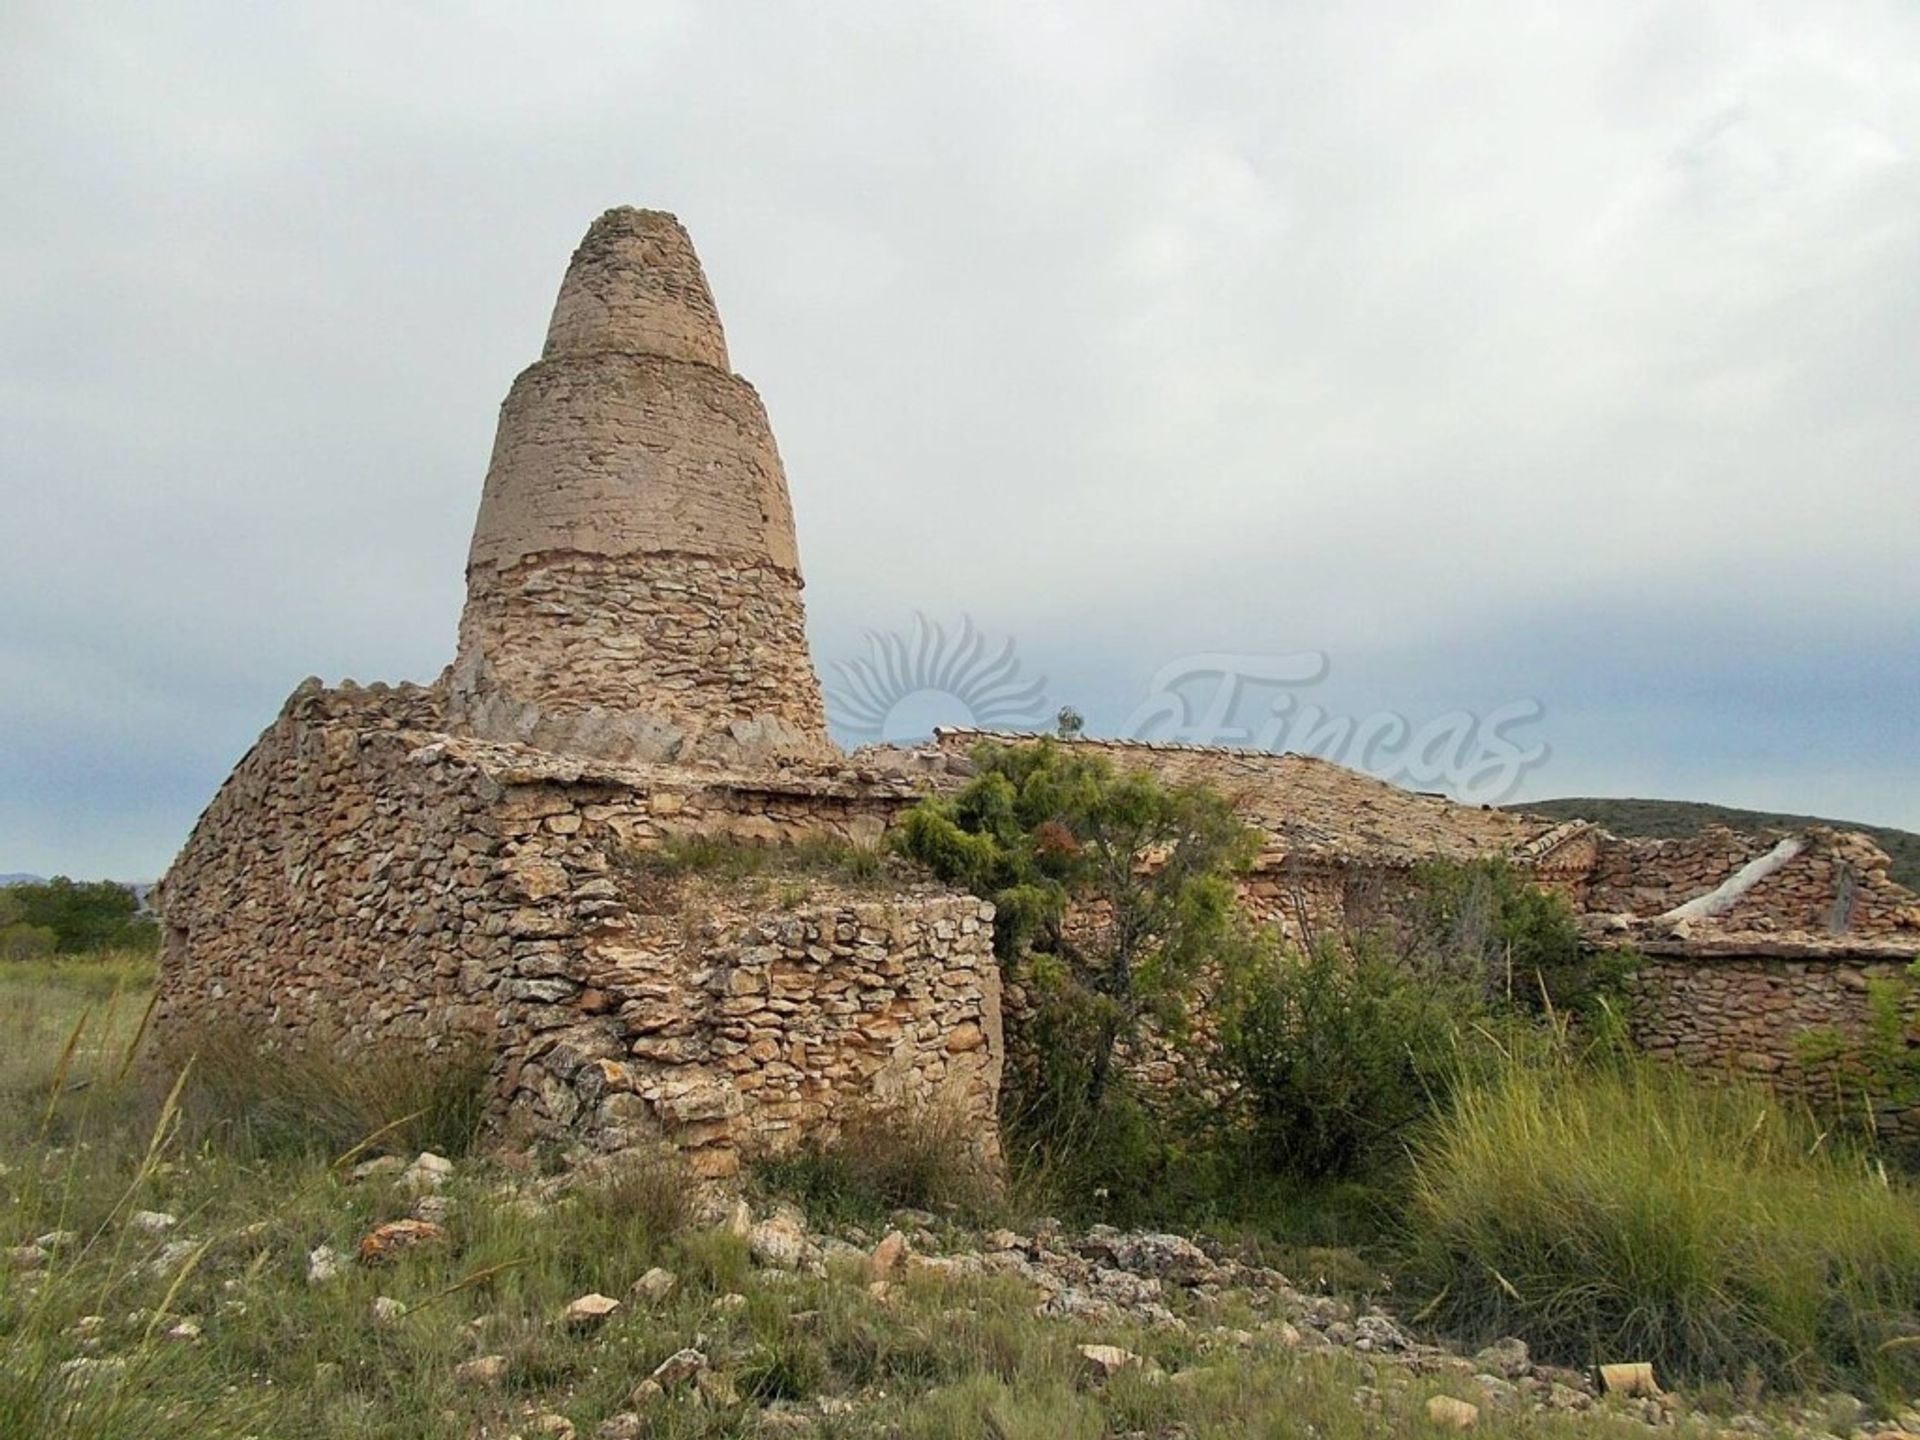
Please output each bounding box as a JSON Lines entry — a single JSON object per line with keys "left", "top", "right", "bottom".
{"left": 371, "top": 1296, "right": 406, "bottom": 1326}
{"left": 130, "top": 1210, "right": 178, "bottom": 1235}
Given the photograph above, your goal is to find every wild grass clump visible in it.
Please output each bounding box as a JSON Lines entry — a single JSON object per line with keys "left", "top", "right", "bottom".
{"left": 752, "top": 1102, "right": 995, "bottom": 1226}
{"left": 161, "top": 1024, "right": 492, "bottom": 1159}
{"left": 1408, "top": 1051, "right": 1920, "bottom": 1398}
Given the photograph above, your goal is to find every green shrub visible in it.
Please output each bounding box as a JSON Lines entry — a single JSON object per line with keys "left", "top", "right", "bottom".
{"left": 1217, "top": 938, "right": 1484, "bottom": 1179}
{"left": 1407, "top": 1052, "right": 1920, "bottom": 1398}
{"left": 1409, "top": 858, "right": 1627, "bottom": 1018}
{"left": 753, "top": 1101, "right": 993, "bottom": 1225}
{"left": 3, "top": 878, "right": 158, "bottom": 954}
{"left": 898, "top": 739, "right": 1257, "bottom": 1200}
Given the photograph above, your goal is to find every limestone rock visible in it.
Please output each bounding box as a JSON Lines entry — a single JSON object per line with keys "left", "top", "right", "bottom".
{"left": 563, "top": 1292, "right": 622, "bottom": 1330}
{"left": 1599, "top": 1361, "right": 1660, "bottom": 1398}
{"left": 454, "top": 1353, "right": 509, "bottom": 1386}
{"left": 1426, "top": 1395, "right": 1479, "bottom": 1429}
{"left": 749, "top": 1210, "right": 812, "bottom": 1269}
{"left": 630, "top": 1266, "right": 677, "bottom": 1303}
{"left": 356, "top": 1219, "right": 446, "bottom": 1265}
{"left": 131, "top": 1210, "right": 178, "bottom": 1235}
{"left": 870, "top": 1230, "right": 909, "bottom": 1281}
{"left": 306, "top": 1246, "right": 341, "bottom": 1285}
{"left": 1076, "top": 1344, "right": 1145, "bottom": 1383}
{"left": 648, "top": 1347, "right": 708, "bottom": 1389}
{"left": 402, "top": 1151, "right": 454, "bottom": 1195}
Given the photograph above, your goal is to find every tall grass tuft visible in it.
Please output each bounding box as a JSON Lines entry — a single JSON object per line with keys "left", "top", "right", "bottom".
{"left": 752, "top": 1101, "right": 995, "bottom": 1226}
{"left": 1407, "top": 1051, "right": 1920, "bottom": 1398}
{"left": 160, "top": 1024, "right": 492, "bottom": 1159}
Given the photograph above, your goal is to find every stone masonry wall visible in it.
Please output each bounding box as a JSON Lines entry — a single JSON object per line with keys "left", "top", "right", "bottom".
{"left": 1582, "top": 828, "right": 1776, "bottom": 917}
{"left": 451, "top": 550, "right": 829, "bottom": 767}
{"left": 153, "top": 680, "right": 507, "bottom": 1053}
{"left": 156, "top": 688, "right": 1001, "bottom": 1178}
{"left": 1625, "top": 950, "right": 1920, "bottom": 1148}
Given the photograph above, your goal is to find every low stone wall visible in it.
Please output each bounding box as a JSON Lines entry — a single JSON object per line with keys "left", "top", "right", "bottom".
{"left": 1624, "top": 947, "right": 1920, "bottom": 1146}
{"left": 156, "top": 684, "right": 1002, "bottom": 1177}
{"left": 563, "top": 881, "right": 1001, "bottom": 1177}
{"left": 153, "top": 679, "right": 508, "bottom": 1053}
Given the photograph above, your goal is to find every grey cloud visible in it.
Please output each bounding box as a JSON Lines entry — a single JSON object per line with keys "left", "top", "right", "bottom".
{"left": 3, "top": 0, "right": 1916, "bottom": 876}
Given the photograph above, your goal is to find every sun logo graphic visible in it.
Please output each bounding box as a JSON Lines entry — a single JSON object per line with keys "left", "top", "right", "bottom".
{"left": 824, "top": 613, "right": 1052, "bottom": 745}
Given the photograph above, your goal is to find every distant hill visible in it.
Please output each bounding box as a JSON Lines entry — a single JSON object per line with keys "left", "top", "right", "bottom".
{"left": 1514, "top": 798, "right": 1920, "bottom": 893}
{"left": 0, "top": 873, "right": 45, "bottom": 887}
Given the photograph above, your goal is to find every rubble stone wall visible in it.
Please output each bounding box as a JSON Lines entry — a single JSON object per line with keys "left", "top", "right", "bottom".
{"left": 1584, "top": 829, "right": 1776, "bottom": 917}
{"left": 1624, "top": 950, "right": 1920, "bottom": 1146}
{"left": 450, "top": 550, "right": 831, "bottom": 767}
{"left": 156, "top": 689, "right": 1001, "bottom": 1178}
{"left": 153, "top": 680, "right": 507, "bottom": 1053}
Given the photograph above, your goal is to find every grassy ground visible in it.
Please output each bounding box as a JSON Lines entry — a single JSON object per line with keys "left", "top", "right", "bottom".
{"left": 0, "top": 955, "right": 1896, "bottom": 1439}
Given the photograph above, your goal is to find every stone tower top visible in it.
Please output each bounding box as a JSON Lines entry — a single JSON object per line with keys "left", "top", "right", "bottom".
{"left": 542, "top": 207, "right": 730, "bottom": 371}
{"left": 447, "top": 208, "right": 836, "bottom": 767}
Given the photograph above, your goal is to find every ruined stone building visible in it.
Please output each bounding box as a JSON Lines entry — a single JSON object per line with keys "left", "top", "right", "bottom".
{"left": 156, "top": 208, "right": 1920, "bottom": 1170}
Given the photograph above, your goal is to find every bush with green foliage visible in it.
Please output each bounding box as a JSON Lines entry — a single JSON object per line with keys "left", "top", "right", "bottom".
{"left": 1408, "top": 858, "right": 1630, "bottom": 1019}
{"left": 1216, "top": 938, "right": 1486, "bottom": 1179}
{"left": 2, "top": 877, "right": 158, "bottom": 954}
{"left": 897, "top": 740, "right": 1258, "bottom": 1202}
{"left": 1408, "top": 1050, "right": 1920, "bottom": 1399}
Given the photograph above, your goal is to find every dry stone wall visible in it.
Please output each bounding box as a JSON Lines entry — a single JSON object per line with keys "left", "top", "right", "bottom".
{"left": 1625, "top": 948, "right": 1920, "bottom": 1147}
{"left": 154, "top": 680, "right": 507, "bottom": 1054}
{"left": 157, "top": 687, "right": 1001, "bottom": 1178}
{"left": 451, "top": 551, "right": 828, "bottom": 768}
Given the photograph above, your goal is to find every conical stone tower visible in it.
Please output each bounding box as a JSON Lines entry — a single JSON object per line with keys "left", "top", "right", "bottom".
{"left": 448, "top": 208, "right": 836, "bottom": 767}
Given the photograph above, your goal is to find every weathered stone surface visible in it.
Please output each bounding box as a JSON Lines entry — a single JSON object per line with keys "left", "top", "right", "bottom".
{"left": 448, "top": 207, "right": 833, "bottom": 768}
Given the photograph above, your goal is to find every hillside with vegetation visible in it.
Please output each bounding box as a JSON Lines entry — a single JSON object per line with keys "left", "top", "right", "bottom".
{"left": 1516, "top": 797, "right": 1920, "bottom": 891}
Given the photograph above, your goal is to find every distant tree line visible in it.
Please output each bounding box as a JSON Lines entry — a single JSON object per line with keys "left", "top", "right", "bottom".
{"left": 0, "top": 878, "right": 159, "bottom": 958}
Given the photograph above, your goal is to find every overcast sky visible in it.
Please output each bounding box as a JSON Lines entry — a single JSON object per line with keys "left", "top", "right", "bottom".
{"left": 3, "top": 1, "right": 1917, "bottom": 879}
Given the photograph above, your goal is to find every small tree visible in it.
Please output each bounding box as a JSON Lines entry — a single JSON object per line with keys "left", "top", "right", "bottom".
{"left": 1409, "top": 858, "right": 1614, "bottom": 1015}
{"left": 899, "top": 739, "right": 1258, "bottom": 1128}
{"left": 7, "top": 877, "right": 158, "bottom": 953}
